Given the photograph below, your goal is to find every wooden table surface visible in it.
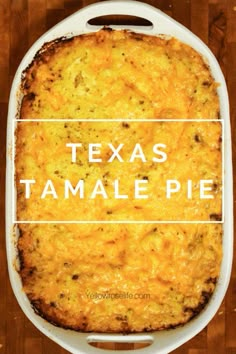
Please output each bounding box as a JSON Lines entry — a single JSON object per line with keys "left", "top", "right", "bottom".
{"left": 0, "top": 0, "right": 235, "bottom": 353}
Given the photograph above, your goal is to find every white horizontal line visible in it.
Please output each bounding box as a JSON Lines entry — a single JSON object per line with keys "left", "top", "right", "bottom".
{"left": 14, "top": 119, "right": 223, "bottom": 122}
{"left": 14, "top": 220, "right": 223, "bottom": 224}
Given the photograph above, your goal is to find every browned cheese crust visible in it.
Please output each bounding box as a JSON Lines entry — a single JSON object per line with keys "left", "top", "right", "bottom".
{"left": 17, "top": 29, "right": 222, "bottom": 333}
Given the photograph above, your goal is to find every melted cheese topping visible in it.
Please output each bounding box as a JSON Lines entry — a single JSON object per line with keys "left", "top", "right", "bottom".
{"left": 21, "top": 30, "right": 219, "bottom": 119}
{"left": 17, "top": 29, "right": 222, "bottom": 332}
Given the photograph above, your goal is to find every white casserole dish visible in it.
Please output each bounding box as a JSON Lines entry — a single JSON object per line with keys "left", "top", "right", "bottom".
{"left": 6, "top": 1, "right": 233, "bottom": 353}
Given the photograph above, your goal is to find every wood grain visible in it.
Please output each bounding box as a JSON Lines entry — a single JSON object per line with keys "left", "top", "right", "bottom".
{"left": 0, "top": 0, "right": 235, "bottom": 353}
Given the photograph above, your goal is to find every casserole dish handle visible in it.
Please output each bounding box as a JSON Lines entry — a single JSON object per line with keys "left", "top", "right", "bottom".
{"left": 63, "top": 0, "right": 179, "bottom": 34}
{"left": 83, "top": 334, "right": 154, "bottom": 354}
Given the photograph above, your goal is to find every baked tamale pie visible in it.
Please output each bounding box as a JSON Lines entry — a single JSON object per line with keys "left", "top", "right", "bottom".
{"left": 16, "top": 29, "right": 222, "bottom": 332}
